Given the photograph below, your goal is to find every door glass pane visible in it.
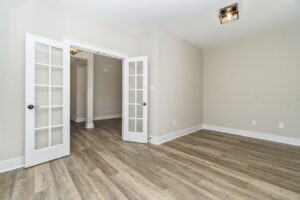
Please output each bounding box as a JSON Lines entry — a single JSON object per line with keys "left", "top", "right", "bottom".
{"left": 35, "top": 43, "right": 49, "bottom": 64}
{"left": 129, "top": 91, "right": 135, "bottom": 104}
{"left": 136, "top": 105, "right": 143, "bottom": 118}
{"left": 129, "top": 105, "right": 135, "bottom": 118}
{"left": 129, "top": 62, "right": 135, "bottom": 75}
{"left": 127, "top": 60, "right": 145, "bottom": 134}
{"left": 35, "top": 65, "right": 49, "bottom": 85}
{"left": 35, "top": 108, "right": 48, "bottom": 128}
{"left": 51, "top": 47, "right": 63, "bottom": 66}
{"left": 137, "top": 61, "right": 143, "bottom": 75}
{"left": 129, "top": 77, "right": 135, "bottom": 89}
{"left": 137, "top": 76, "right": 143, "bottom": 89}
{"left": 137, "top": 91, "right": 143, "bottom": 104}
{"left": 35, "top": 129, "right": 49, "bottom": 149}
{"left": 52, "top": 68, "right": 63, "bottom": 85}
{"left": 52, "top": 108, "right": 62, "bottom": 125}
{"left": 136, "top": 119, "right": 143, "bottom": 132}
{"left": 36, "top": 87, "right": 48, "bottom": 106}
{"left": 129, "top": 119, "right": 135, "bottom": 132}
{"left": 52, "top": 88, "right": 63, "bottom": 105}
{"left": 51, "top": 127, "right": 63, "bottom": 146}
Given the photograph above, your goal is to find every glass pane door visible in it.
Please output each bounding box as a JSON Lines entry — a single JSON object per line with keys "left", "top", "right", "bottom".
{"left": 25, "top": 33, "right": 69, "bottom": 168}
{"left": 128, "top": 61, "right": 144, "bottom": 133}
{"left": 123, "top": 56, "right": 148, "bottom": 143}
{"left": 34, "top": 43, "right": 64, "bottom": 149}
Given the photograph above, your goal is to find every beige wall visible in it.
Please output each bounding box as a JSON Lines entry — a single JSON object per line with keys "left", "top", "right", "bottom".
{"left": 138, "top": 28, "right": 160, "bottom": 136}
{"left": 0, "top": 0, "right": 138, "bottom": 161}
{"left": 70, "top": 55, "right": 122, "bottom": 121}
{"left": 70, "top": 57, "right": 88, "bottom": 120}
{"left": 94, "top": 55, "right": 122, "bottom": 118}
{"left": 75, "top": 65, "right": 87, "bottom": 119}
{"left": 203, "top": 26, "right": 300, "bottom": 139}
{"left": 70, "top": 61, "right": 78, "bottom": 119}
{"left": 139, "top": 28, "right": 203, "bottom": 137}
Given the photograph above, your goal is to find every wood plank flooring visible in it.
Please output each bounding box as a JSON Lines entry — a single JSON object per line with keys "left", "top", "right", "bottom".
{"left": 1, "top": 118, "right": 300, "bottom": 200}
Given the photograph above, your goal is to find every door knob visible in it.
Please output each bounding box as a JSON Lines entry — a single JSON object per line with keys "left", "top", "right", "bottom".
{"left": 27, "top": 105, "right": 34, "bottom": 109}
{"left": 143, "top": 102, "right": 147, "bottom": 106}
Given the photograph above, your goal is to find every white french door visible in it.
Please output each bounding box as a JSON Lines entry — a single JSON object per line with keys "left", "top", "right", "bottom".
{"left": 123, "top": 57, "right": 148, "bottom": 143}
{"left": 25, "top": 33, "right": 70, "bottom": 167}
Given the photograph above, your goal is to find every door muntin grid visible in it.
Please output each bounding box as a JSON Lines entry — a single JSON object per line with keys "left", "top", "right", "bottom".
{"left": 128, "top": 61, "right": 144, "bottom": 133}
{"left": 34, "top": 42, "right": 63, "bottom": 149}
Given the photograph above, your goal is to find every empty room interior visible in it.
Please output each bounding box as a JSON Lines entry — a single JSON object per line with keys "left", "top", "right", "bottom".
{"left": 0, "top": 0, "right": 300, "bottom": 200}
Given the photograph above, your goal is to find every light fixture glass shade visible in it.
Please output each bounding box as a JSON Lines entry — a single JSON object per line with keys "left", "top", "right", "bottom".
{"left": 70, "top": 48, "right": 81, "bottom": 55}
{"left": 219, "top": 3, "right": 239, "bottom": 24}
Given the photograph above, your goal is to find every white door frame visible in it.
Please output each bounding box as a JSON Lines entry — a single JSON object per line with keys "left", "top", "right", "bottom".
{"left": 63, "top": 38, "right": 129, "bottom": 138}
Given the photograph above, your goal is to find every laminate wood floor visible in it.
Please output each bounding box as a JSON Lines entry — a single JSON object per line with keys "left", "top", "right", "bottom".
{"left": 1, "top": 118, "right": 300, "bottom": 200}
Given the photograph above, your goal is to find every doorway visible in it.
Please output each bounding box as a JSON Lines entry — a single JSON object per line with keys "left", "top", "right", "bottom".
{"left": 65, "top": 40, "right": 149, "bottom": 144}
{"left": 70, "top": 51, "right": 123, "bottom": 132}
{"left": 25, "top": 33, "right": 148, "bottom": 167}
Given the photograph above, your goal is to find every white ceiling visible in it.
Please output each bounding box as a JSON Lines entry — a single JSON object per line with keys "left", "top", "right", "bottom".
{"left": 52, "top": 0, "right": 300, "bottom": 48}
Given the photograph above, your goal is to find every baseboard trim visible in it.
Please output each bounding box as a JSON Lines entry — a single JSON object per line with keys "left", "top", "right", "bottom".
{"left": 149, "top": 124, "right": 203, "bottom": 145}
{"left": 70, "top": 115, "right": 77, "bottom": 122}
{"left": 0, "top": 156, "right": 24, "bottom": 173}
{"left": 72, "top": 114, "right": 122, "bottom": 123}
{"left": 94, "top": 115, "right": 122, "bottom": 121}
{"left": 203, "top": 124, "right": 300, "bottom": 147}
{"left": 148, "top": 123, "right": 300, "bottom": 147}
{"left": 85, "top": 122, "right": 94, "bottom": 129}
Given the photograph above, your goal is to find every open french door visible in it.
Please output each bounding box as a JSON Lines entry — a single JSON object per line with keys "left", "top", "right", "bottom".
{"left": 123, "top": 57, "right": 148, "bottom": 143}
{"left": 25, "top": 33, "right": 70, "bottom": 167}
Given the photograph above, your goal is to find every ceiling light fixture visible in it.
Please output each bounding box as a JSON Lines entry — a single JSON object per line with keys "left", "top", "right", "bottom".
{"left": 70, "top": 48, "right": 81, "bottom": 55}
{"left": 219, "top": 3, "right": 239, "bottom": 24}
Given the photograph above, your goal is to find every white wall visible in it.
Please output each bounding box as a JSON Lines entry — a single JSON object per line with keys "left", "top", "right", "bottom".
{"left": 0, "top": 0, "right": 138, "bottom": 161}
{"left": 139, "top": 28, "right": 203, "bottom": 137}
{"left": 203, "top": 26, "right": 300, "bottom": 139}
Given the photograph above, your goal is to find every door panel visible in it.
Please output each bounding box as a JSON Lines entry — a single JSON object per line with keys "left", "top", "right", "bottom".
{"left": 25, "top": 33, "right": 70, "bottom": 167}
{"left": 123, "top": 57, "right": 148, "bottom": 143}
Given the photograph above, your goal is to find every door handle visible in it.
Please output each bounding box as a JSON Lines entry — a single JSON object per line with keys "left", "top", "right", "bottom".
{"left": 27, "top": 105, "right": 34, "bottom": 109}
{"left": 27, "top": 105, "right": 40, "bottom": 109}
{"left": 143, "top": 102, "right": 147, "bottom": 106}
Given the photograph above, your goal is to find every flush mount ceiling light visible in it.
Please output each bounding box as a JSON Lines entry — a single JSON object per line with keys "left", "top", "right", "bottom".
{"left": 70, "top": 48, "right": 81, "bottom": 55}
{"left": 219, "top": 3, "right": 239, "bottom": 24}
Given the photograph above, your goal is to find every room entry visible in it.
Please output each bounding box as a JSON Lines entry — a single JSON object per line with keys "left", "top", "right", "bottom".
{"left": 25, "top": 33, "right": 148, "bottom": 168}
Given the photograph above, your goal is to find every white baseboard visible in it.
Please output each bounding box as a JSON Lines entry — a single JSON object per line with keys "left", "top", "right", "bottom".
{"left": 203, "top": 124, "right": 300, "bottom": 147}
{"left": 0, "top": 156, "right": 24, "bottom": 173}
{"left": 70, "top": 115, "right": 77, "bottom": 122}
{"left": 149, "top": 124, "right": 203, "bottom": 145}
{"left": 85, "top": 122, "right": 94, "bottom": 129}
{"left": 72, "top": 114, "right": 122, "bottom": 123}
{"left": 148, "top": 123, "right": 300, "bottom": 147}
{"left": 94, "top": 114, "right": 122, "bottom": 121}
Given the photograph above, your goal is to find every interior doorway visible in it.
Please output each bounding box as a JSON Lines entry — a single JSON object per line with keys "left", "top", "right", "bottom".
{"left": 65, "top": 39, "right": 149, "bottom": 144}
{"left": 70, "top": 50, "right": 123, "bottom": 135}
